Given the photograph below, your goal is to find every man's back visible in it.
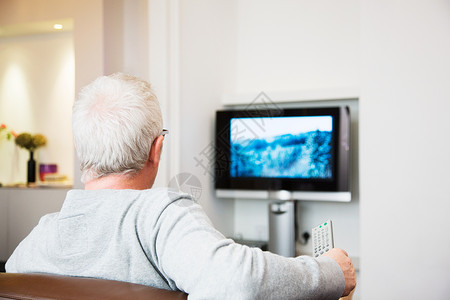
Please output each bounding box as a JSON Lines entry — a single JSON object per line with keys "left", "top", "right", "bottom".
{"left": 6, "top": 188, "right": 192, "bottom": 290}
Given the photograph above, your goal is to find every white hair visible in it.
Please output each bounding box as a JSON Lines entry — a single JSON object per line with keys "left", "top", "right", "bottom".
{"left": 72, "top": 73, "right": 163, "bottom": 183}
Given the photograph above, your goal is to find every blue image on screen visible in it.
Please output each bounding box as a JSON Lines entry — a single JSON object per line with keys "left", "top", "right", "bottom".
{"left": 230, "top": 115, "right": 333, "bottom": 179}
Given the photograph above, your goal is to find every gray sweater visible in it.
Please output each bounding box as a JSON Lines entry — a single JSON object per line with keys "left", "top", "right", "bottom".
{"left": 6, "top": 188, "right": 344, "bottom": 299}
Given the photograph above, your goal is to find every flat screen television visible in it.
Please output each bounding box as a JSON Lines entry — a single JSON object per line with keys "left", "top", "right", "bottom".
{"left": 215, "top": 106, "right": 351, "bottom": 201}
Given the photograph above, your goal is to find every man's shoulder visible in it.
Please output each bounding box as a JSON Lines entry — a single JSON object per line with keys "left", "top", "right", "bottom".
{"left": 64, "top": 187, "right": 196, "bottom": 213}
{"left": 38, "top": 212, "right": 60, "bottom": 224}
{"left": 137, "top": 188, "right": 197, "bottom": 213}
{"left": 120, "top": 187, "right": 196, "bottom": 208}
{"left": 67, "top": 187, "right": 192, "bottom": 199}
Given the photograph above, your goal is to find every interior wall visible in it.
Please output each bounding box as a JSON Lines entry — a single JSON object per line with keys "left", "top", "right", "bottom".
{"left": 0, "top": 32, "right": 74, "bottom": 184}
{"left": 360, "top": 0, "right": 450, "bottom": 298}
{"left": 177, "top": 0, "right": 237, "bottom": 235}
{"left": 235, "top": 0, "right": 359, "bottom": 94}
{"left": 104, "top": 0, "right": 149, "bottom": 80}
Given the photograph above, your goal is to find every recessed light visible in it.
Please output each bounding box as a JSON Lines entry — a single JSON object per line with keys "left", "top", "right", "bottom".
{"left": 53, "top": 24, "right": 63, "bottom": 30}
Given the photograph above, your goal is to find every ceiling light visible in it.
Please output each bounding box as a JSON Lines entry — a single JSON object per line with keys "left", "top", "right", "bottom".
{"left": 53, "top": 24, "right": 63, "bottom": 30}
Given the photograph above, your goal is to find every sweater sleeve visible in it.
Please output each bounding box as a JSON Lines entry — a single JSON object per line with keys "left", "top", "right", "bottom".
{"left": 152, "top": 199, "right": 345, "bottom": 300}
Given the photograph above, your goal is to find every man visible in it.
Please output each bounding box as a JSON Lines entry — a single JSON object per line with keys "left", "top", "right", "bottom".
{"left": 6, "top": 73, "right": 356, "bottom": 299}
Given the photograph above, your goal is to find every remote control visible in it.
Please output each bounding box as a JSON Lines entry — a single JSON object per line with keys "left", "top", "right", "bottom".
{"left": 312, "top": 220, "right": 334, "bottom": 258}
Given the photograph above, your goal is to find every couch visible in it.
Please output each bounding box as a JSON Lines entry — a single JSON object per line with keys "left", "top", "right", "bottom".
{"left": 0, "top": 273, "right": 187, "bottom": 299}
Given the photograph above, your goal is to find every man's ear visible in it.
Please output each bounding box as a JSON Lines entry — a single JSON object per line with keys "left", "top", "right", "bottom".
{"left": 149, "top": 135, "right": 164, "bottom": 166}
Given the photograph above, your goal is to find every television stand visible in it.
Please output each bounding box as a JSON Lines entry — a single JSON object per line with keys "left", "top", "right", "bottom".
{"left": 268, "top": 200, "right": 296, "bottom": 257}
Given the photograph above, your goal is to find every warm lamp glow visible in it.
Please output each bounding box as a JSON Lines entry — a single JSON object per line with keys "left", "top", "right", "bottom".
{"left": 53, "top": 24, "right": 63, "bottom": 30}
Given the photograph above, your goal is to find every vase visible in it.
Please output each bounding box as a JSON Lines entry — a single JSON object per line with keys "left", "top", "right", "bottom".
{"left": 27, "top": 150, "right": 36, "bottom": 184}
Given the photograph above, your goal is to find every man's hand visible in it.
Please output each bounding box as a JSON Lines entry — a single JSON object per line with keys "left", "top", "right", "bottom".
{"left": 322, "top": 248, "right": 356, "bottom": 297}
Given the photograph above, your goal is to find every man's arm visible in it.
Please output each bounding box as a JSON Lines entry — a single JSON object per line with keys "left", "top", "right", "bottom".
{"left": 152, "top": 200, "right": 347, "bottom": 299}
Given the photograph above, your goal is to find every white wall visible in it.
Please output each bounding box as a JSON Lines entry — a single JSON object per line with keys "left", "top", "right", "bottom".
{"left": 235, "top": 0, "right": 359, "bottom": 94}
{"left": 177, "top": 0, "right": 237, "bottom": 235}
{"left": 104, "top": 0, "right": 149, "bottom": 80}
{"left": 360, "top": 1, "right": 450, "bottom": 299}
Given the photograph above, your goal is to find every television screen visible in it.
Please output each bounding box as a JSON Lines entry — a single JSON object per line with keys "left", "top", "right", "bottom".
{"left": 215, "top": 106, "right": 351, "bottom": 199}
{"left": 230, "top": 115, "right": 333, "bottom": 179}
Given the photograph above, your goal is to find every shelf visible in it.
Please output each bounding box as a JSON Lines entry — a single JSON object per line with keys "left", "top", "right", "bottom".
{"left": 221, "top": 87, "right": 360, "bottom": 106}
{"left": 0, "top": 183, "right": 72, "bottom": 190}
{"left": 217, "top": 189, "right": 351, "bottom": 202}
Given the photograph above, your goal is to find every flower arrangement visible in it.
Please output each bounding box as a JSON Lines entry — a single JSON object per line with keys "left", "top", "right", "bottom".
{"left": 14, "top": 132, "right": 47, "bottom": 184}
{"left": 0, "top": 124, "right": 17, "bottom": 141}
{"left": 15, "top": 133, "right": 47, "bottom": 150}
